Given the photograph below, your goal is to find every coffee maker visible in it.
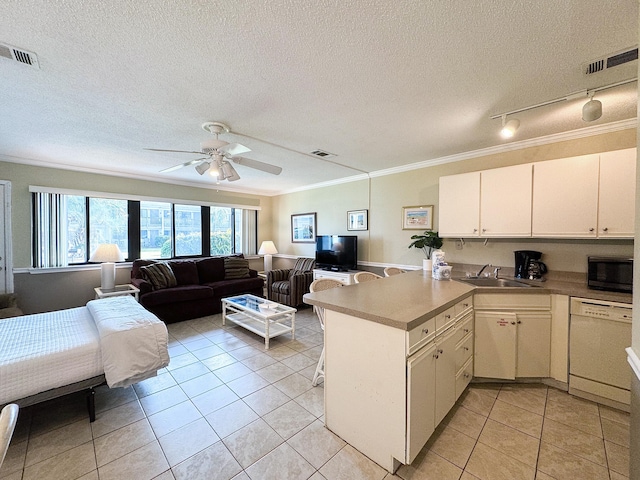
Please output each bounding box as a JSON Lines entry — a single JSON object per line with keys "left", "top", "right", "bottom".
{"left": 514, "top": 250, "right": 547, "bottom": 280}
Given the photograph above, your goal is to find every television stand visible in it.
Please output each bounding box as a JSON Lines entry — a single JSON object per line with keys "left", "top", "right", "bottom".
{"left": 313, "top": 268, "right": 360, "bottom": 286}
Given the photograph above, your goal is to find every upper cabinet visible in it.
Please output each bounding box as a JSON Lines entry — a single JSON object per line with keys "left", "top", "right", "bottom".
{"left": 438, "top": 171, "right": 480, "bottom": 237}
{"left": 439, "top": 148, "right": 636, "bottom": 239}
{"left": 531, "top": 154, "right": 600, "bottom": 238}
{"left": 480, "top": 163, "right": 533, "bottom": 237}
{"left": 598, "top": 148, "right": 636, "bottom": 238}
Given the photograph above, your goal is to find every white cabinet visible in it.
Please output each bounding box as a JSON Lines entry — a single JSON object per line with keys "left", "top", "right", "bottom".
{"left": 313, "top": 269, "right": 357, "bottom": 285}
{"left": 532, "top": 154, "right": 600, "bottom": 237}
{"left": 480, "top": 163, "right": 533, "bottom": 237}
{"left": 434, "top": 327, "right": 458, "bottom": 425}
{"left": 438, "top": 171, "right": 480, "bottom": 237}
{"left": 598, "top": 148, "right": 636, "bottom": 238}
{"left": 474, "top": 294, "right": 551, "bottom": 380}
{"left": 406, "top": 342, "right": 436, "bottom": 463}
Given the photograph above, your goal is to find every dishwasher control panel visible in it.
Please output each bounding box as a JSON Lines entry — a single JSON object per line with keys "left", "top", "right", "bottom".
{"left": 570, "top": 297, "right": 632, "bottom": 322}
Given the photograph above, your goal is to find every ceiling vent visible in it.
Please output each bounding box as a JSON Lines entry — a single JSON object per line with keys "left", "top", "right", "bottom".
{"left": 583, "top": 46, "right": 637, "bottom": 75}
{"left": 309, "top": 149, "right": 336, "bottom": 158}
{"left": 0, "top": 42, "right": 39, "bottom": 68}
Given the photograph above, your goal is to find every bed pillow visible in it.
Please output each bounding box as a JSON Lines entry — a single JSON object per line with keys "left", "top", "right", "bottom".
{"left": 140, "top": 262, "right": 177, "bottom": 290}
{"left": 224, "top": 257, "right": 250, "bottom": 279}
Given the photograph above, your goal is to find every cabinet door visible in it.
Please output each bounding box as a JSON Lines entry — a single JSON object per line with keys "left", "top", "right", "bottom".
{"left": 438, "top": 172, "right": 480, "bottom": 237}
{"left": 480, "top": 163, "right": 533, "bottom": 237}
{"left": 516, "top": 312, "right": 551, "bottom": 377}
{"left": 532, "top": 155, "right": 599, "bottom": 237}
{"left": 598, "top": 148, "right": 636, "bottom": 238}
{"left": 406, "top": 343, "right": 436, "bottom": 464}
{"left": 434, "top": 328, "right": 458, "bottom": 425}
{"left": 474, "top": 311, "right": 517, "bottom": 380}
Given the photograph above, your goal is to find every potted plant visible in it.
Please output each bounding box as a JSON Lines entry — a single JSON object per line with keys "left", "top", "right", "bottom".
{"left": 409, "top": 230, "right": 443, "bottom": 270}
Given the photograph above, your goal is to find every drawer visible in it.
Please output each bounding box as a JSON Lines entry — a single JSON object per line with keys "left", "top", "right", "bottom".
{"left": 436, "top": 306, "right": 455, "bottom": 333}
{"left": 454, "top": 296, "right": 473, "bottom": 317}
{"left": 407, "top": 316, "right": 436, "bottom": 355}
{"left": 455, "top": 332, "right": 473, "bottom": 371}
{"left": 453, "top": 312, "right": 473, "bottom": 344}
{"left": 456, "top": 357, "right": 473, "bottom": 400}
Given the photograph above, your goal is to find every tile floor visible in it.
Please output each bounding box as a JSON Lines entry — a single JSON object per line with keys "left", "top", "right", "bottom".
{"left": 0, "top": 308, "right": 631, "bottom": 480}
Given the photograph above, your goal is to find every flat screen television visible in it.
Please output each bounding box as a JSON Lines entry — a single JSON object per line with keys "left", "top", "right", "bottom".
{"left": 315, "top": 235, "right": 358, "bottom": 271}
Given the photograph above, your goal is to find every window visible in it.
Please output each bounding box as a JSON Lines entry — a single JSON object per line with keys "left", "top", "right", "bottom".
{"left": 32, "top": 189, "right": 258, "bottom": 268}
{"left": 140, "top": 201, "right": 172, "bottom": 259}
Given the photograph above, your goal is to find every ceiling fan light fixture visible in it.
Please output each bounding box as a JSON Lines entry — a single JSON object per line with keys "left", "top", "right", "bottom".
{"left": 195, "top": 162, "right": 210, "bottom": 175}
{"left": 221, "top": 162, "right": 235, "bottom": 179}
{"left": 582, "top": 94, "right": 602, "bottom": 122}
{"left": 500, "top": 115, "right": 520, "bottom": 139}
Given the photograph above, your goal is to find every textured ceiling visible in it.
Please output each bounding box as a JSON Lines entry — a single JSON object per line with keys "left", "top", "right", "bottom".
{"left": 0, "top": 0, "right": 637, "bottom": 195}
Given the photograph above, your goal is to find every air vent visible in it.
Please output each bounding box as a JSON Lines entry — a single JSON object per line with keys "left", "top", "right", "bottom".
{"left": 0, "top": 42, "right": 39, "bottom": 68}
{"left": 583, "top": 46, "right": 637, "bottom": 75}
{"left": 310, "top": 149, "right": 336, "bottom": 158}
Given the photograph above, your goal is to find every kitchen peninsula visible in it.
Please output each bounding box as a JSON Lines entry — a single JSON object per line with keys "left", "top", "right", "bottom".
{"left": 303, "top": 270, "right": 475, "bottom": 472}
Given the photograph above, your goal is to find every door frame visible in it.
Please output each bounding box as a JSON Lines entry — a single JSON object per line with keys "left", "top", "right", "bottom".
{"left": 0, "top": 180, "right": 13, "bottom": 293}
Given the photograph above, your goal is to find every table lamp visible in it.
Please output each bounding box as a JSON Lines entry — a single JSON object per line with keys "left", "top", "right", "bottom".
{"left": 89, "top": 244, "right": 125, "bottom": 290}
{"left": 258, "top": 241, "right": 278, "bottom": 273}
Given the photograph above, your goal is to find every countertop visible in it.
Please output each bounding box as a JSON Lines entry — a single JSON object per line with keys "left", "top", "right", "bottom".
{"left": 302, "top": 269, "right": 633, "bottom": 331}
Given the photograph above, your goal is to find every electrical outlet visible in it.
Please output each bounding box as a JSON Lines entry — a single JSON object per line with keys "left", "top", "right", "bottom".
{"left": 455, "top": 239, "right": 463, "bottom": 250}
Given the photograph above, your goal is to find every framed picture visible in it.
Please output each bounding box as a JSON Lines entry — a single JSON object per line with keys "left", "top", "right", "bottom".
{"left": 402, "top": 205, "right": 434, "bottom": 230}
{"left": 291, "top": 212, "right": 317, "bottom": 243}
{"left": 347, "top": 209, "right": 368, "bottom": 231}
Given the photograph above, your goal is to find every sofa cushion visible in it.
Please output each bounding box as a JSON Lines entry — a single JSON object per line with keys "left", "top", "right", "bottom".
{"left": 196, "top": 257, "right": 226, "bottom": 284}
{"left": 224, "top": 257, "right": 250, "bottom": 279}
{"left": 140, "top": 262, "right": 177, "bottom": 290}
{"left": 169, "top": 260, "right": 199, "bottom": 285}
{"left": 141, "top": 285, "right": 213, "bottom": 307}
{"left": 271, "top": 280, "right": 290, "bottom": 295}
{"left": 207, "top": 277, "right": 265, "bottom": 298}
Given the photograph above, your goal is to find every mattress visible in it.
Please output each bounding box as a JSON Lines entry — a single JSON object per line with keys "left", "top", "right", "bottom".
{"left": 0, "top": 306, "right": 103, "bottom": 405}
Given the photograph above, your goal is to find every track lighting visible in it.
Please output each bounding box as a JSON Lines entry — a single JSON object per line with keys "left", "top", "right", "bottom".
{"left": 582, "top": 92, "right": 602, "bottom": 122}
{"left": 195, "top": 162, "right": 210, "bottom": 175}
{"left": 500, "top": 115, "right": 520, "bottom": 139}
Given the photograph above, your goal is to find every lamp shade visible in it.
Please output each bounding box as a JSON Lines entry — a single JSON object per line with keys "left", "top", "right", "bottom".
{"left": 258, "top": 241, "right": 278, "bottom": 255}
{"left": 89, "top": 244, "right": 124, "bottom": 263}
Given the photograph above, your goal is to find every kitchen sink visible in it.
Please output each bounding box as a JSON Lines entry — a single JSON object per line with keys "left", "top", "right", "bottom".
{"left": 455, "top": 277, "right": 537, "bottom": 288}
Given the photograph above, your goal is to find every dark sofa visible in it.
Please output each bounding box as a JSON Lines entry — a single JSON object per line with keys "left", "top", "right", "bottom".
{"left": 131, "top": 256, "right": 264, "bottom": 323}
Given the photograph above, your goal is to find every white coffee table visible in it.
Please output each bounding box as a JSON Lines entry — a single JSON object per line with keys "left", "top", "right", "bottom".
{"left": 222, "top": 294, "right": 296, "bottom": 349}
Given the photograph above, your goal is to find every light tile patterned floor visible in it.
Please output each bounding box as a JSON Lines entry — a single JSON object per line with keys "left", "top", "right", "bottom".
{"left": 0, "top": 308, "right": 631, "bottom": 480}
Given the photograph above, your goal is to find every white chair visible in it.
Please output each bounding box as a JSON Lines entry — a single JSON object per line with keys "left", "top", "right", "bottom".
{"left": 353, "top": 271, "right": 383, "bottom": 283}
{"left": 0, "top": 404, "right": 19, "bottom": 469}
{"left": 384, "top": 267, "right": 406, "bottom": 277}
{"left": 309, "top": 278, "right": 343, "bottom": 386}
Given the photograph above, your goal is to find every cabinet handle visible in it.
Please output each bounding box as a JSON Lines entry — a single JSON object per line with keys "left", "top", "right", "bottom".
{"left": 482, "top": 228, "right": 486, "bottom": 233}
{"left": 433, "top": 354, "right": 439, "bottom": 359}
{"left": 511, "top": 321, "right": 516, "bottom": 325}
{"left": 463, "top": 328, "right": 470, "bottom": 333}
{"left": 445, "top": 314, "right": 451, "bottom": 319}
{"left": 602, "top": 227, "right": 609, "bottom": 232}
{"left": 463, "top": 303, "right": 469, "bottom": 308}
{"left": 422, "top": 328, "right": 429, "bottom": 334}
{"left": 464, "top": 347, "right": 469, "bottom": 351}
{"left": 473, "top": 228, "right": 478, "bottom": 233}
{"left": 517, "top": 320, "right": 522, "bottom": 324}
{"left": 464, "top": 373, "right": 470, "bottom": 379}
{"left": 589, "top": 227, "right": 595, "bottom": 232}
{"left": 437, "top": 349, "right": 443, "bottom": 354}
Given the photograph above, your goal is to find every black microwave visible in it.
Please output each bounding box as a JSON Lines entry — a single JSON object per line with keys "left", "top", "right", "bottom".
{"left": 587, "top": 256, "right": 633, "bottom": 293}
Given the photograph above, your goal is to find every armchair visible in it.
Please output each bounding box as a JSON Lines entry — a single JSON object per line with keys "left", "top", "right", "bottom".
{"left": 266, "top": 257, "right": 316, "bottom": 307}
{"left": 0, "top": 293, "right": 23, "bottom": 319}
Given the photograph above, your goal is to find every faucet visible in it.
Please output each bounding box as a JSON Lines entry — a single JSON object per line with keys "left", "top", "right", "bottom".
{"left": 475, "top": 264, "right": 491, "bottom": 277}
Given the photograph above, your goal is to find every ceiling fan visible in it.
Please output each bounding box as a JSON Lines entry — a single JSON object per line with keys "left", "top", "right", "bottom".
{"left": 146, "top": 122, "right": 282, "bottom": 182}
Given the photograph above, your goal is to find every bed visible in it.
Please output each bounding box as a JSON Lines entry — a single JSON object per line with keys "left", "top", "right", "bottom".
{"left": 0, "top": 295, "right": 169, "bottom": 421}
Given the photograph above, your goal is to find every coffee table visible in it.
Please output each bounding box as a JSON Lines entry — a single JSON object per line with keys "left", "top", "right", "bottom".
{"left": 221, "top": 294, "right": 296, "bottom": 349}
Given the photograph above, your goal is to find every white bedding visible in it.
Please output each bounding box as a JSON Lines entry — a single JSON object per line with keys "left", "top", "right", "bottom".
{"left": 0, "top": 306, "right": 102, "bottom": 405}
{"left": 0, "top": 296, "right": 169, "bottom": 405}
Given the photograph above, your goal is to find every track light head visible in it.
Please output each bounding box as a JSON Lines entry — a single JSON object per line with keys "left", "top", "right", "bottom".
{"left": 582, "top": 95, "right": 602, "bottom": 122}
{"left": 500, "top": 116, "right": 520, "bottom": 139}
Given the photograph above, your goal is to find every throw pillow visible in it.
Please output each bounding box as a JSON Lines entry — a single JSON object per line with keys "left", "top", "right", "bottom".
{"left": 140, "top": 262, "right": 178, "bottom": 290}
{"left": 224, "top": 257, "right": 250, "bottom": 279}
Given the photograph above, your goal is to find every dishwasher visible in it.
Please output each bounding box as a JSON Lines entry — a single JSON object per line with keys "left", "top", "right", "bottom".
{"left": 569, "top": 297, "right": 632, "bottom": 409}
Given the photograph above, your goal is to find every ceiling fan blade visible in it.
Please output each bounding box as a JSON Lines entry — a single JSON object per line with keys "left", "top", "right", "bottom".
{"left": 231, "top": 156, "right": 282, "bottom": 175}
{"left": 146, "top": 148, "right": 204, "bottom": 155}
{"left": 159, "top": 158, "right": 207, "bottom": 173}
{"left": 219, "top": 143, "right": 251, "bottom": 156}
